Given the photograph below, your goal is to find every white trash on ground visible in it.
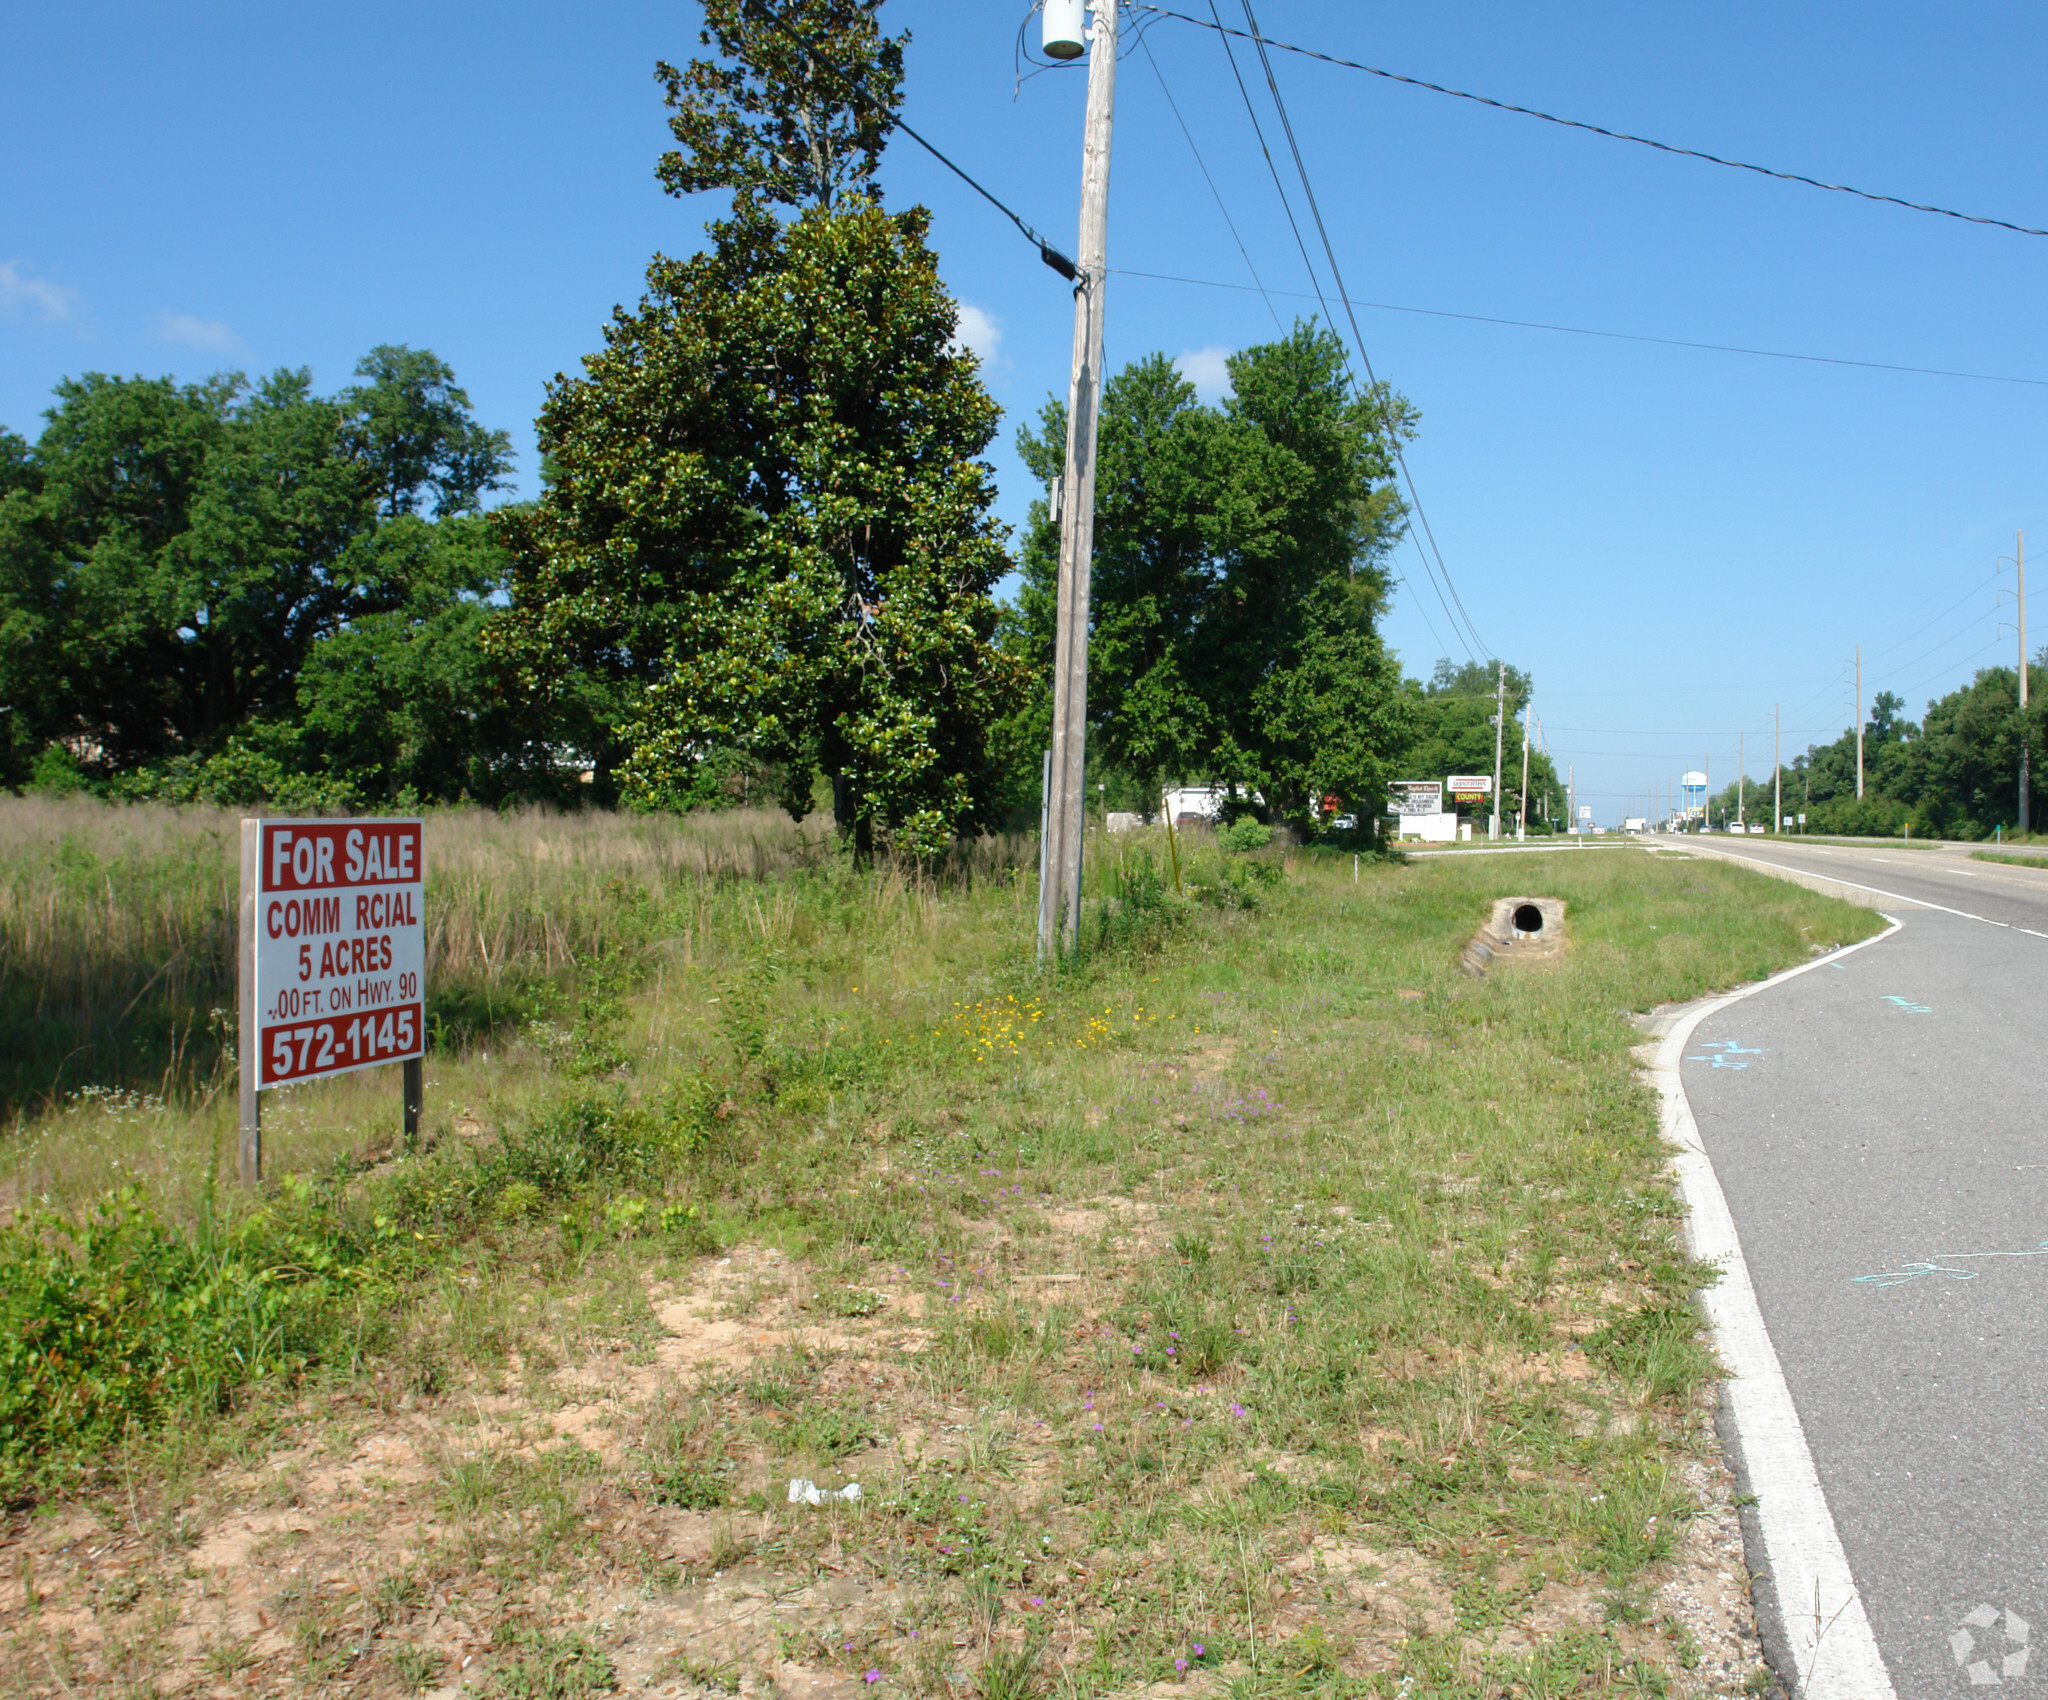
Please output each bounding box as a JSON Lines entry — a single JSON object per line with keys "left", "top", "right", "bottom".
{"left": 787, "top": 1478, "right": 862, "bottom": 1506}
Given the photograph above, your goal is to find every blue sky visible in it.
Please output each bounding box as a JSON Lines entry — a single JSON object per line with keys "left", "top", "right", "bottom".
{"left": 8, "top": 1, "right": 2047, "bottom": 821}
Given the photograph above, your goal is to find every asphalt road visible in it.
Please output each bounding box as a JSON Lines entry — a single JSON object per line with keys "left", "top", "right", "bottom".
{"left": 1657, "top": 834, "right": 2048, "bottom": 1695}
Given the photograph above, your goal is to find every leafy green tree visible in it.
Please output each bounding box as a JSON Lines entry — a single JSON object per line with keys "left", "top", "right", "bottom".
{"left": 1902, "top": 666, "right": 2043, "bottom": 834}
{"left": 0, "top": 368, "right": 366, "bottom": 765}
{"left": 655, "top": 0, "right": 904, "bottom": 210}
{"left": 1007, "top": 326, "right": 1413, "bottom": 834}
{"left": 0, "top": 349, "right": 528, "bottom": 797}
{"left": 495, "top": 0, "right": 1016, "bottom": 857}
{"left": 294, "top": 514, "right": 587, "bottom": 805}
{"left": 340, "top": 346, "right": 513, "bottom": 520}
{"left": 1390, "top": 660, "right": 1560, "bottom": 829}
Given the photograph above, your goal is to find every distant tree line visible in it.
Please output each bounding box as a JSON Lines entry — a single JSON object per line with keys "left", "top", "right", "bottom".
{"left": 0, "top": 347, "right": 619, "bottom": 809}
{"left": 1706, "top": 672, "right": 2047, "bottom": 840}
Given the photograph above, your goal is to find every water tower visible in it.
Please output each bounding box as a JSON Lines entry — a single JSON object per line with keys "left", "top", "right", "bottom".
{"left": 1681, "top": 771, "right": 1708, "bottom": 824}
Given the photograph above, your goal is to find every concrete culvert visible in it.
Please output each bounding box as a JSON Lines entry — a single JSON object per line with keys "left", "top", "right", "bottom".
{"left": 1459, "top": 896, "right": 1567, "bottom": 975}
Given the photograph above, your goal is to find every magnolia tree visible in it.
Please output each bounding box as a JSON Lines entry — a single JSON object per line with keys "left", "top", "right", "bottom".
{"left": 491, "top": 0, "right": 1019, "bottom": 857}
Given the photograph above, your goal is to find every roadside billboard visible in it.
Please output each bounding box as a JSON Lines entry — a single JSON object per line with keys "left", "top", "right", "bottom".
{"left": 1387, "top": 780, "right": 1443, "bottom": 817}
{"left": 1445, "top": 775, "right": 1492, "bottom": 798}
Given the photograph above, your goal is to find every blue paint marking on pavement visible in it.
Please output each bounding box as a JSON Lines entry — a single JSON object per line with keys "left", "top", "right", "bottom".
{"left": 1852, "top": 1241, "right": 2048, "bottom": 1288}
{"left": 1685, "top": 1039, "right": 1763, "bottom": 1068}
{"left": 1881, "top": 995, "right": 1933, "bottom": 1014}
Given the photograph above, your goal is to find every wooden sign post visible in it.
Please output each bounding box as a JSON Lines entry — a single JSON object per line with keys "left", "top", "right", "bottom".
{"left": 237, "top": 817, "right": 426, "bottom": 1184}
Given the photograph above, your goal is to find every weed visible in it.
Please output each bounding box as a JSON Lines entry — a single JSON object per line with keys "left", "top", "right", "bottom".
{"left": 650, "top": 1458, "right": 731, "bottom": 1509}
{"left": 815, "top": 1284, "right": 886, "bottom": 1318}
{"left": 976, "top": 1633, "right": 1044, "bottom": 1700}
{"left": 388, "top": 1642, "right": 445, "bottom": 1691}
{"left": 487, "top": 1625, "right": 618, "bottom": 1698}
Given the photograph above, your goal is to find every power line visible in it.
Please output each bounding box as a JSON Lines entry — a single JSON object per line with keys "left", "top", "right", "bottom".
{"left": 1233, "top": 0, "right": 1493, "bottom": 660}
{"left": 1146, "top": 20, "right": 1462, "bottom": 664}
{"left": 1865, "top": 567, "right": 2003, "bottom": 665}
{"left": 1135, "top": 4, "right": 2048, "bottom": 240}
{"left": 1109, "top": 267, "right": 2048, "bottom": 391}
{"left": 893, "top": 118, "right": 1078, "bottom": 280}
{"left": 1137, "top": 35, "right": 1283, "bottom": 335}
{"left": 1201, "top": 0, "right": 1478, "bottom": 664}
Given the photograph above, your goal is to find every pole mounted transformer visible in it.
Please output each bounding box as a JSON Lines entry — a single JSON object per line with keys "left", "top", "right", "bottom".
{"left": 1038, "top": 1, "right": 1117, "bottom": 959}
{"left": 1042, "top": 0, "right": 1088, "bottom": 59}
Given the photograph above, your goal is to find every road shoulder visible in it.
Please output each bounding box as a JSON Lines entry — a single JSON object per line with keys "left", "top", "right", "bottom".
{"left": 1639, "top": 918, "right": 1904, "bottom": 1699}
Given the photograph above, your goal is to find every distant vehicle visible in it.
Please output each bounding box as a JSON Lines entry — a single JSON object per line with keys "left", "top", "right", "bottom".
{"left": 1330, "top": 814, "right": 1358, "bottom": 831}
{"left": 1624, "top": 817, "right": 1647, "bottom": 833}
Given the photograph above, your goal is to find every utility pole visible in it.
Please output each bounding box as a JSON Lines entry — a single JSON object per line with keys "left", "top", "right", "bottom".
{"left": 1038, "top": 0, "right": 1118, "bottom": 959}
{"left": 1855, "top": 644, "right": 1865, "bottom": 801}
{"left": 1774, "top": 703, "right": 1782, "bottom": 836}
{"left": 1490, "top": 662, "right": 1506, "bottom": 840}
{"left": 1705, "top": 752, "right": 1710, "bottom": 832}
{"left": 2020, "top": 531, "right": 2030, "bottom": 833}
{"left": 1567, "top": 763, "right": 1575, "bottom": 840}
{"left": 1737, "top": 730, "right": 1745, "bottom": 829}
{"left": 1517, "top": 701, "right": 1530, "bottom": 841}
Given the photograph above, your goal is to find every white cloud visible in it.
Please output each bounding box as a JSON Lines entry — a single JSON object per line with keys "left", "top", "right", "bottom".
{"left": 154, "top": 312, "right": 244, "bottom": 355}
{"left": 0, "top": 260, "right": 81, "bottom": 325}
{"left": 1175, "top": 345, "right": 1235, "bottom": 399}
{"left": 951, "top": 302, "right": 1003, "bottom": 366}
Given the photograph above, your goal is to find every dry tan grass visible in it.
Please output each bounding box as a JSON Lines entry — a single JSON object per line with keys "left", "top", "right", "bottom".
{"left": 0, "top": 797, "right": 1033, "bottom": 1126}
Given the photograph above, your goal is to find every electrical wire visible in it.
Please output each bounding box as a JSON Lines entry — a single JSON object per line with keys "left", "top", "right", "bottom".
{"left": 1202, "top": 0, "right": 1477, "bottom": 664}
{"left": 1865, "top": 567, "right": 2003, "bottom": 664}
{"left": 1227, "top": 0, "right": 1493, "bottom": 661}
{"left": 1142, "top": 26, "right": 1464, "bottom": 666}
{"left": 1134, "top": 4, "right": 2048, "bottom": 240}
{"left": 1107, "top": 267, "right": 2048, "bottom": 391}
{"left": 1137, "top": 35, "right": 1283, "bottom": 335}
{"left": 893, "top": 118, "right": 1078, "bottom": 279}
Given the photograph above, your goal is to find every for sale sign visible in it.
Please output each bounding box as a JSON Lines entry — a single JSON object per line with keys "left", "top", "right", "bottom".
{"left": 250, "top": 819, "right": 424, "bottom": 1088}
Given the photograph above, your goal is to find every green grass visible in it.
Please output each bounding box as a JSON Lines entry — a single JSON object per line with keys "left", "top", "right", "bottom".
{"left": 0, "top": 809, "right": 1872, "bottom": 1696}
{"left": 1970, "top": 849, "right": 2048, "bottom": 869}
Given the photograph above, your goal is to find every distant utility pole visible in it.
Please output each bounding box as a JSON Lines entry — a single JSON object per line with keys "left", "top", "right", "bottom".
{"left": 1567, "top": 763, "right": 1575, "bottom": 840}
{"left": 1705, "top": 753, "right": 1711, "bottom": 832}
{"left": 1774, "top": 703, "right": 1782, "bottom": 836}
{"left": 1038, "top": 0, "right": 1119, "bottom": 959}
{"left": 1855, "top": 644, "right": 1865, "bottom": 800}
{"left": 1737, "top": 730, "right": 1746, "bottom": 828}
{"left": 2020, "top": 531, "right": 2030, "bottom": 833}
{"left": 1489, "top": 662, "right": 1506, "bottom": 840}
{"left": 1517, "top": 700, "right": 1530, "bottom": 840}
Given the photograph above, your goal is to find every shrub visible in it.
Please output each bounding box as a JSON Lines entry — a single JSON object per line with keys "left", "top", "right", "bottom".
{"left": 1216, "top": 817, "right": 1273, "bottom": 855}
{"left": 0, "top": 1186, "right": 363, "bottom": 1489}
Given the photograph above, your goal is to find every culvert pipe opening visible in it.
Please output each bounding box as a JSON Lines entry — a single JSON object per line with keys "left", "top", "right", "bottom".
{"left": 1511, "top": 903, "right": 1545, "bottom": 934}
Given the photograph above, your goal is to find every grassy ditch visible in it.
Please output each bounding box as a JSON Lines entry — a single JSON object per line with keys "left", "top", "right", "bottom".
{"left": 0, "top": 812, "right": 1879, "bottom": 1697}
{"left": 1969, "top": 849, "right": 2048, "bottom": 870}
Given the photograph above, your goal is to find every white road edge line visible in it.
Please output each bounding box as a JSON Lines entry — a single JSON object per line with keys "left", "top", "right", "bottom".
{"left": 1654, "top": 915, "right": 1905, "bottom": 1700}
{"left": 1666, "top": 844, "right": 2010, "bottom": 928}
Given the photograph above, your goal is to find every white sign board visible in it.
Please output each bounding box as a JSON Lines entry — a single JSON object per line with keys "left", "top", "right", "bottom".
{"left": 1445, "top": 775, "right": 1492, "bottom": 797}
{"left": 1387, "top": 780, "right": 1443, "bottom": 817}
{"left": 251, "top": 819, "right": 425, "bottom": 1088}
{"left": 1578, "top": 805, "right": 1593, "bottom": 820}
